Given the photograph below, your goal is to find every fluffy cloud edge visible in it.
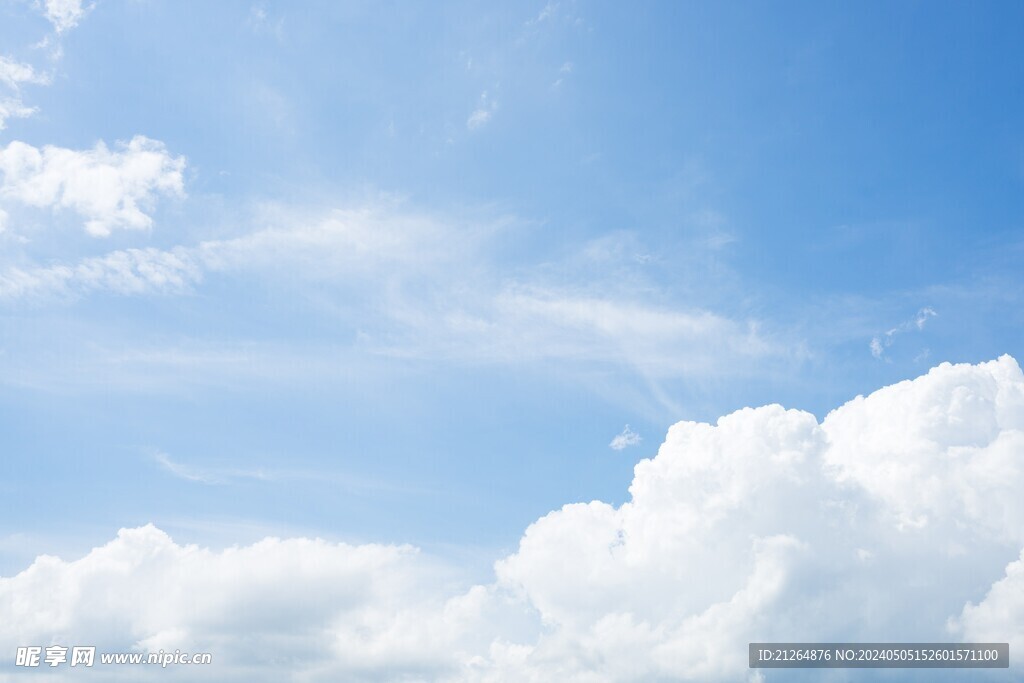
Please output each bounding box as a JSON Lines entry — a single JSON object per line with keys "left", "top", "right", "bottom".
{"left": 0, "top": 136, "right": 186, "bottom": 237}
{"left": 43, "top": 0, "right": 92, "bottom": 34}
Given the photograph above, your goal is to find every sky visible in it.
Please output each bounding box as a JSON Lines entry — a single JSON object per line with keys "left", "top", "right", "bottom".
{"left": 2, "top": 1, "right": 1024, "bottom": 681}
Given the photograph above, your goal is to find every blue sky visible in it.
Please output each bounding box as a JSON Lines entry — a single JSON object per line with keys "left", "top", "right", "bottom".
{"left": 2, "top": 0, "right": 1024, "bottom": 588}
{"left": 6, "top": 3, "right": 1024, "bottom": 682}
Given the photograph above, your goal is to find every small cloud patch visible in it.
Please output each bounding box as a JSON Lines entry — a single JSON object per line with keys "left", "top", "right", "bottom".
{"left": 609, "top": 424, "right": 641, "bottom": 450}
{"left": 871, "top": 307, "right": 937, "bottom": 360}
{"left": 467, "top": 91, "right": 497, "bottom": 130}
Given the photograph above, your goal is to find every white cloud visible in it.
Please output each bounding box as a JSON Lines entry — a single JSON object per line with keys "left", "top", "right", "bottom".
{"left": 954, "top": 547, "right": 1024, "bottom": 657}
{"left": 871, "top": 306, "right": 937, "bottom": 359}
{"left": 249, "top": 5, "right": 268, "bottom": 24}
{"left": 0, "top": 97, "right": 36, "bottom": 130}
{"left": 246, "top": 3, "right": 285, "bottom": 41}
{"left": 0, "top": 203, "right": 786, "bottom": 390}
{"left": 0, "top": 245, "right": 201, "bottom": 300}
{"left": 488, "top": 355, "right": 1024, "bottom": 680}
{"left": 0, "top": 56, "right": 49, "bottom": 90}
{"left": 42, "top": 0, "right": 91, "bottom": 33}
{"left": 0, "top": 1, "right": 91, "bottom": 127}
{"left": 0, "top": 204, "right": 460, "bottom": 300}
{"left": 467, "top": 91, "right": 497, "bottom": 130}
{"left": 4, "top": 356, "right": 1024, "bottom": 681}
{"left": 460, "top": 287, "right": 781, "bottom": 378}
{"left": 551, "top": 61, "right": 574, "bottom": 89}
{"left": 609, "top": 424, "right": 641, "bottom": 450}
{"left": 869, "top": 335, "right": 884, "bottom": 358}
{"left": 914, "top": 306, "right": 938, "bottom": 328}
{"left": 0, "top": 57, "right": 50, "bottom": 130}
{"left": 153, "top": 452, "right": 396, "bottom": 491}
{"left": 530, "top": 1, "right": 558, "bottom": 25}
{"left": 0, "top": 136, "right": 186, "bottom": 236}
{"left": 0, "top": 525, "right": 471, "bottom": 682}
{"left": 466, "top": 108, "right": 492, "bottom": 130}
{"left": 154, "top": 452, "right": 222, "bottom": 484}
{"left": 824, "top": 353, "right": 1024, "bottom": 540}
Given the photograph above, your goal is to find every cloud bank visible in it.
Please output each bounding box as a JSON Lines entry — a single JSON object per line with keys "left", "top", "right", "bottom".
{"left": 3, "top": 358, "right": 1023, "bottom": 681}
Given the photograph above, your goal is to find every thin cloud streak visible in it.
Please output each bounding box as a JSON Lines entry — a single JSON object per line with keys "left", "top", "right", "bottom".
{"left": 870, "top": 306, "right": 937, "bottom": 359}
{"left": 1, "top": 200, "right": 797, "bottom": 392}
{"left": 152, "top": 451, "right": 434, "bottom": 496}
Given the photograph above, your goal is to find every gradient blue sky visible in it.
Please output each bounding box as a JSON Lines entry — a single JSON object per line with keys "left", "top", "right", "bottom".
{"left": 2, "top": 0, "right": 1023, "bottom": 578}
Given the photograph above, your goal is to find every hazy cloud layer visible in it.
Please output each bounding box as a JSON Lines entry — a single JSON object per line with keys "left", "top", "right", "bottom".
{"left": 3, "top": 356, "right": 1023, "bottom": 681}
{"left": 0, "top": 204, "right": 784, "bottom": 387}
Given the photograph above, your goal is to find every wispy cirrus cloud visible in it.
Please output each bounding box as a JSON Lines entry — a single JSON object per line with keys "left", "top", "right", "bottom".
{"left": 154, "top": 451, "right": 222, "bottom": 484}
{"left": 153, "top": 452, "right": 273, "bottom": 485}
{"left": 870, "top": 306, "right": 936, "bottom": 359}
{"left": 0, "top": 201, "right": 789, "bottom": 392}
{"left": 152, "top": 450, "right": 430, "bottom": 496}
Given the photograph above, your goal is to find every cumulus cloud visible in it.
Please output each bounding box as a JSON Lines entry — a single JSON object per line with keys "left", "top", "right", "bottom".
{"left": 824, "top": 354, "right": 1024, "bottom": 540}
{"left": 954, "top": 547, "right": 1024, "bottom": 658}
{"left": 4, "top": 356, "right": 1024, "bottom": 681}
{"left": 609, "top": 424, "right": 641, "bottom": 450}
{"left": 0, "top": 525, "right": 474, "bottom": 682}
{"left": 42, "top": 0, "right": 92, "bottom": 33}
{"left": 0, "top": 57, "right": 49, "bottom": 90}
{"left": 0, "top": 136, "right": 186, "bottom": 237}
